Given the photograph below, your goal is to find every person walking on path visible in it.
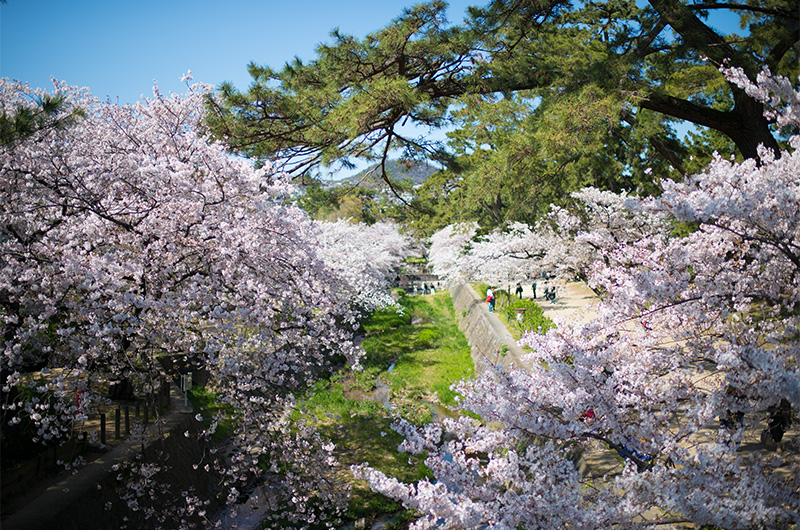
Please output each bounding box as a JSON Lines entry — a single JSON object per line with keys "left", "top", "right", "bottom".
{"left": 515, "top": 283, "right": 523, "bottom": 299}
{"left": 532, "top": 281, "right": 537, "bottom": 299}
{"left": 486, "top": 287, "right": 495, "bottom": 312}
{"left": 766, "top": 398, "right": 793, "bottom": 452}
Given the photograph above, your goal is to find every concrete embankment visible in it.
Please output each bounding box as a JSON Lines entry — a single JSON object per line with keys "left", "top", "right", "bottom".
{"left": 449, "top": 281, "right": 530, "bottom": 373}
{"left": 448, "top": 281, "right": 621, "bottom": 477}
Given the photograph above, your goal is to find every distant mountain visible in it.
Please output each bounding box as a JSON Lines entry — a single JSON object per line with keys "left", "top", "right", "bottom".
{"left": 327, "top": 159, "right": 439, "bottom": 189}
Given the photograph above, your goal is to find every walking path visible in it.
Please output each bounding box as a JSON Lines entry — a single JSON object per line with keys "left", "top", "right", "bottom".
{"left": 1, "top": 383, "right": 194, "bottom": 530}
{"left": 525, "top": 280, "right": 600, "bottom": 324}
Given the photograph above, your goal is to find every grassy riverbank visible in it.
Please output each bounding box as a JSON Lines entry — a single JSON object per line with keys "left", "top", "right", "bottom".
{"left": 296, "top": 290, "right": 474, "bottom": 526}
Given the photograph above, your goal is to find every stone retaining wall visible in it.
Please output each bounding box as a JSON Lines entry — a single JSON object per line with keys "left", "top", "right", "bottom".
{"left": 449, "top": 282, "right": 529, "bottom": 373}
{"left": 450, "top": 282, "right": 591, "bottom": 475}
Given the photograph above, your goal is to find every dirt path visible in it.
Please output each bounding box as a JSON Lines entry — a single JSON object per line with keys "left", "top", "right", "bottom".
{"left": 2, "top": 383, "right": 195, "bottom": 530}
{"left": 502, "top": 280, "right": 600, "bottom": 324}
{"left": 533, "top": 281, "right": 600, "bottom": 324}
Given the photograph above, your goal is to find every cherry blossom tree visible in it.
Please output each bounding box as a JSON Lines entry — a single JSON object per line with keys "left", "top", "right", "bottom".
{"left": 428, "top": 189, "right": 674, "bottom": 290}
{"left": 0, "top": 77, "right": 363, "bottom": 528}
{"left": 426, "top": 222, "right": 478, "bottom": 283}
{"left": 313, "top": 219, "right": 413, "bottom": 313}
{"left": 428, "top": 221, "right": 555, "bottom": 286}
{"left": 356, "top": 69, "right": 800, "bottom": 529}
{"left": 457, "top": 222, "right": 545, "bottom": 288}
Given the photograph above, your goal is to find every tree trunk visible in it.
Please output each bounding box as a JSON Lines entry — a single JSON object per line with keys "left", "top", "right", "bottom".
{"left": 640, "top": 92, "right": 780, "bottom": 161}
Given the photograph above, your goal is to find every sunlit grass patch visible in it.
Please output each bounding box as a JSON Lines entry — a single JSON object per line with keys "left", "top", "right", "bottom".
{"left": 187, "top": 386, "right": 236, "bottom": 442}
{"left": 362, "top": 293, "right": 473, "bottom": 410}
{"left": 294, "top": 380, "right": 431, "bottom": 522}
{"left": 294, "top": 291, "right": 474, "bottom": 525}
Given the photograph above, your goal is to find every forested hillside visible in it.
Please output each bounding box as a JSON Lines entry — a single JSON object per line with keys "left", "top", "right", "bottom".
{"left": 328, "top": 159, "right": 439, "bottom": 189}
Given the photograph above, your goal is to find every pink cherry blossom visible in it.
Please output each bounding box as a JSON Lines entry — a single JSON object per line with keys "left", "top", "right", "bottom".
{"left": 0, "top": 78, "right": 367, "bottom": 527}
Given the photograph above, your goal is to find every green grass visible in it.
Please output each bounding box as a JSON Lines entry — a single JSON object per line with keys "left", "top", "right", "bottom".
{"left": 354, "top": 294, "right": 473, "bottom": 415}
{"left": 295, "top": 381, "right": 430, "bottom": 521}
{"left": 187, "top": 386, "right": 236, "bottom": 442}
{"left": 294, "top": 291, "right": 474, "bottom": 525}
{"left": 361, "top": 305, "right": 412, "bottom": 334}
{"left": 383, "top": 294, "right": 474, "bottom": 409}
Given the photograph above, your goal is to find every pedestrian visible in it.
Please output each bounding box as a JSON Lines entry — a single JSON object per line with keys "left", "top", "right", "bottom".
{"left": 515, "top": 283, "right": 523, "bottom": 299}
{"left": 532, "top": 281, "right": 537, "bottom": 299}
{"left": 486, "top": 287, "right": 495, "bottom": 312}
{"left": 430, "top": 284, "right": 436, "bottom": 295}
{"left": 766, "top": 398, "right": 793, "bottom": 452}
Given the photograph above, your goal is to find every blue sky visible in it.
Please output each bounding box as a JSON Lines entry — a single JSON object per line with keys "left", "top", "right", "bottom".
{"left": 1, "top": 0, "right": 476, "bottom": 104}
{"left": 1, "top": 0, "right": 475, "bottom": 178}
